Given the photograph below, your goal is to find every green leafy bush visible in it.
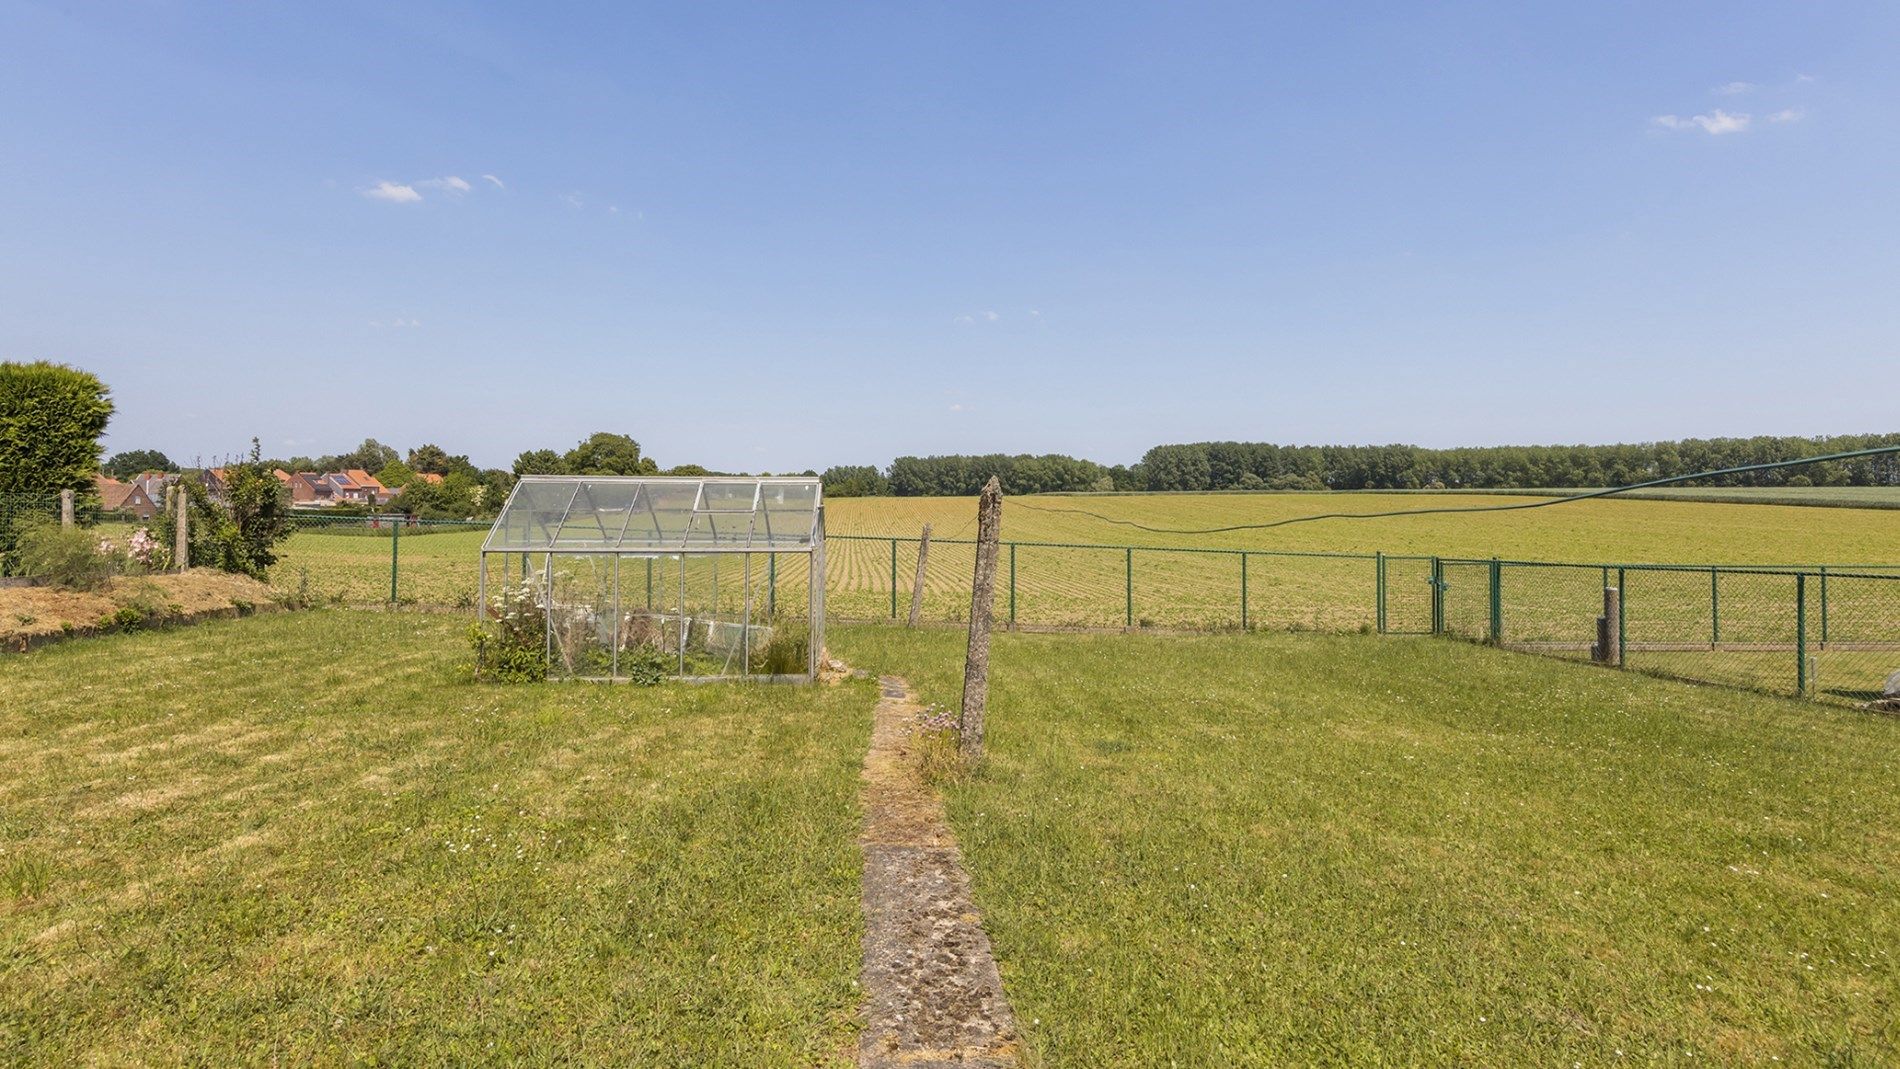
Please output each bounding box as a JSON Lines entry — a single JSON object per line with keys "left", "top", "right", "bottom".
{"left": 618, "top": 644, "right": 670, "bottom": 686}
{"left": 14, "top": 518, "right": 115, "bottom": 590}
{"left": 469, "top": 581, "right": 548, "bottom": 683}
{"left": 183, "top": 440, "right": 292, "bottom": 578}
{"left": 0, "top": 361, "right": 113, "bottom": 495}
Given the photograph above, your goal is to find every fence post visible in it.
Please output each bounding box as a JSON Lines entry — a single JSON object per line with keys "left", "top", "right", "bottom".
{"left": 1488, "top": 557, "right": 1502, "bottom": 643}
{"left": 959, "top": 478, "right": 1002, "bottom": 763}
{"left": 1008, "top": 543, "right": 1017, "bottom": 630}
{"left": 1429, "top": 557, "right": 1443, "bottom": 634}
{"left": 174, "top": 488, "right": 189, "bottom": 570}
{"left": 646, "top": 557, "right": 654, "bottom": 610}
{"left": 1375, "top": 552, "right": 1386, "bottom": 634}
{"left": 1616, "top": 568, "right": 1627, "bottom": 668}
{"left": 1240, "top": 553, "right": 1249, "bottom": 631}
{"left": 60, "top": 489, "right": 75, "bottom": 528}
{"left": 1796, "top": 573, "right": 1809, "bottom": 697}
{"left": 1711, "top": 567, "right": 1720, "bottom": 647}
{"left": 1819, "top": 565, "right": 1829, "bottom": 647}
{"left": 889, "top": 538, "right": 898, "bottom": 619}
{"left": 767, "top": 553, "right": 776, "bottom": 616}
{"left": 1125, "top": 547, "right": 1134, "bottom": 629}
{"left": 389, "top": 515, "right": 400, "bottom": 604}
{"left": 907, "top": 524, "right": 932, "bottom": 628}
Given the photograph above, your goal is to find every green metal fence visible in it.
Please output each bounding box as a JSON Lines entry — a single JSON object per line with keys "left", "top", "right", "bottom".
{"left": 823, "top": 534, "right": 1897, "bottom": 705}
{"left": 10, "top": 491, "right": 1898, "bottom": 706}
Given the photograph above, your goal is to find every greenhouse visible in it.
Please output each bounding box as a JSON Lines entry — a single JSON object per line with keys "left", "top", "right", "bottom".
{"left": 478, "top": 475, "right": 826, "bottom": 682}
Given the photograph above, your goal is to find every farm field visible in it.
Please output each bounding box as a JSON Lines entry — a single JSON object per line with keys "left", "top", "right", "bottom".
{"left": 825, "top": 491, "right": 1900, "bottom": 561}
{"left": 253, "top": 492, "right": 1900, "bottom": 615}
{"left": 832, "top": 625, "right": 1900, "bottom": 1067}
{"left": 1412, "top": 485, "right": 1900, "bottom": 509}
{"left": 0, "top": 612, "right": 871, "bottom": 1066}
{"left": 88, "top": 492, "right": 1895, "bottom": 702}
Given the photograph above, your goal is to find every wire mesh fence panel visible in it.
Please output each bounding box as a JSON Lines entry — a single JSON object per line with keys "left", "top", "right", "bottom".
{"left": 1380, "top": 556, "right": 1435, "bottom": 634}
{"left": 1494, "top": 563, "right": 1612, "bottom": 662}
{"left": 1241, "top": 553, "right": 1381, "bottom": 632}
{"left": 1132, "top": 548, "right": 1242, "bottom": 629}
{"left": 1438, "top": 560, "right": 1493, "bottom": 641}
{"left": 1007, "top": 543, "right": 1126, "bottom": 629}
{"left": 1809, "top": 572, "right": 1900, "bottom": 704}
{"left": 1624, "top": 568, "right": 1803, "bottom": 695}
{"left": 0, "top": 493, "right": 60, "bottom": 575}
{"left": 823, "top": 536, "right": 900, "bottom": 621}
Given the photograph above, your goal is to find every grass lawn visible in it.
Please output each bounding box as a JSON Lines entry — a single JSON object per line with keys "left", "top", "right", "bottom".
{"left": 832, "top": 625, "right": 1900, "bottom": 1066}
{"left": 0, "top": 611, "right": 873, "bottom": 1066}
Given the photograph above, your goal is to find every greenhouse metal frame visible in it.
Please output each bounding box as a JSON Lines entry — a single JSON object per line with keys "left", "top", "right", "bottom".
{"left": 478, "top": 475, "right": 826, "bottom": 682}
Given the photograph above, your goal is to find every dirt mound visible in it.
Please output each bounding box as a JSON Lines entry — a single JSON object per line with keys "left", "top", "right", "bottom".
{"left": 0, "top": 570, "right": 278, "bottom": 647}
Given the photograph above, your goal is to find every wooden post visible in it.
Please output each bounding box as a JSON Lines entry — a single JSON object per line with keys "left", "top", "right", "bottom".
{"left": 959, "top": 478, "right": 1002, "bottom": 763}
{"left": 173, "top": 485, "right": 189, "bottom": 570}
{"left": 906, "top": 524, "right": 932, "bottom": 628}
{"left": 60, "top": 489, "right": 75, "bottom": 528}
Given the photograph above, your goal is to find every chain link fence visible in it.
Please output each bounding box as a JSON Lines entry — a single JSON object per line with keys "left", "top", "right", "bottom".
{"left": 1, "top": 492, "right": 62, "bottom": 576}
{"left": 8, "top": 491, "right": 1896, "bottom": 706}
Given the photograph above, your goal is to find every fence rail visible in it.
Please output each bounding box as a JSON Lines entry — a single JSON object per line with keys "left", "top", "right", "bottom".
{"left": 6, "top": 493, "right": 1897, "bottom": 706}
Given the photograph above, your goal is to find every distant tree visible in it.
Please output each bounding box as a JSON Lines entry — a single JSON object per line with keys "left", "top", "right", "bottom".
{"left": 0, "top": 361, "right": 114, "bottom": 494}
{"left": 406, "top": 443, "right": 478, "bottom": 478}
{"left": 666, "top": 463, "right": 711, "bottom": 477}
{"left": 512, "top": 449, "right": 567, "bottom": 476}
{"left": 376, "top": 460, "right": 418, "bottom": 488}
{"left": 104, "top": 449, "right": 176, "bottom": 478}
{"left": 821, "top": 465, "right": 888, "bottom": 497}
{"left": 477, "top": 469, "right": 516, "bottom": 513}
{"left": 563, "top": 432, "right": 658, "bottom": 476}
{"left": 406, "top": 443, "right": 452, "bottom": 474}
{"left": 320, "top": 438, "right": 400, "bottom": 474}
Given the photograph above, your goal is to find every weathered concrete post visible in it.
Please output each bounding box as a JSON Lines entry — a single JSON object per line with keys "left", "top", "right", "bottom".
{"left": 906, "top": 524, "right": 932, "bottom": 628}
{"left": 60, "top": 489, "right": 75, "bottom": 528}
{"left": 1594, "top": 586, "right": 1621, "bottom": 666}
{"left": 960, "top": 478, "right": 1002, "bottom": 763}
{"left": 173, "top": 485, "right": 190, "bottom": 571}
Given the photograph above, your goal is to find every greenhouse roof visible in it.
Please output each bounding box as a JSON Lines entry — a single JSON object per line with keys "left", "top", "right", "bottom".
{"left": 482, "top": 476, "right": 823, "bottom": 554}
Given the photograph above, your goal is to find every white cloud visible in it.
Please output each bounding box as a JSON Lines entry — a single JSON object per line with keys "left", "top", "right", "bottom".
{"left": 481, "top": 174, "right": 505, "bottom": 189}
{"left": 981, "top": 310, "right": 999, "bottom": 322}
{"left": 1713, "top": 81, "right": 1755, "bottom": 96}
{"left": 417, "top": 175, "right": 472, "bottom": 193}
{"left": 363, "top": 181, "right": 422, "bottom": 203}
{"left": 1653, "top": 109, "right": 1752, "bottom": 135}
{"left": 1768, "top": 107, "right": 1806, "bottom": 123}
{"left": 948, "top": 403, "right": 965, "bottom": 412}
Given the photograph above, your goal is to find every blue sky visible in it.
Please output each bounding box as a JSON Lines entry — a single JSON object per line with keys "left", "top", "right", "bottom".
{"left": 2, "top": 2, "right": 1896, "bottom": 472}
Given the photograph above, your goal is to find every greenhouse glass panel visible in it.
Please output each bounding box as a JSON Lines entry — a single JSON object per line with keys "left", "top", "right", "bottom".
{"left": 477, "top": 476, "right": 825, "bottom": 682}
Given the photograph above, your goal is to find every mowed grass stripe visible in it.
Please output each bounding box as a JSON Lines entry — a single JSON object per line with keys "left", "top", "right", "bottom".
{"left": 0, "top": 611, "right": 873, "bottom": 1067}
{"left": 831, "top": 624, "right": 1900, "bottom": 1067}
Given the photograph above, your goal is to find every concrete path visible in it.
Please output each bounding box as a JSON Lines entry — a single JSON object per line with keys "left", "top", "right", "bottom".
{"left": 857, "top": 675, "right": 1019, "bottom": 1069}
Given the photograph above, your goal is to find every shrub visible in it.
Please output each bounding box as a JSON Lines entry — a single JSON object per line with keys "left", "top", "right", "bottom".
{"left": 14, "top": 518, "right": 114, "bottom": 590}
{"left": 183, "top": 440, "right": 292, "bottom": 578}
{"left": 469, "top": 581, "right": 549, "bottom": 683}
{"left": 618, "top": 644, "right": 670, "bottom": 686}
{"left": 751, "top": 620, "right": 809, "bottom": 676}
{"left": 0, "top": 361, "right": 113, "bottom": 495}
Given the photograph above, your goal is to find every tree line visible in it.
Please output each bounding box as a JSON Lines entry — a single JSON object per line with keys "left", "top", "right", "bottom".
{"left": 822, "top": 434, "right": 1900, "bottom": 496}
